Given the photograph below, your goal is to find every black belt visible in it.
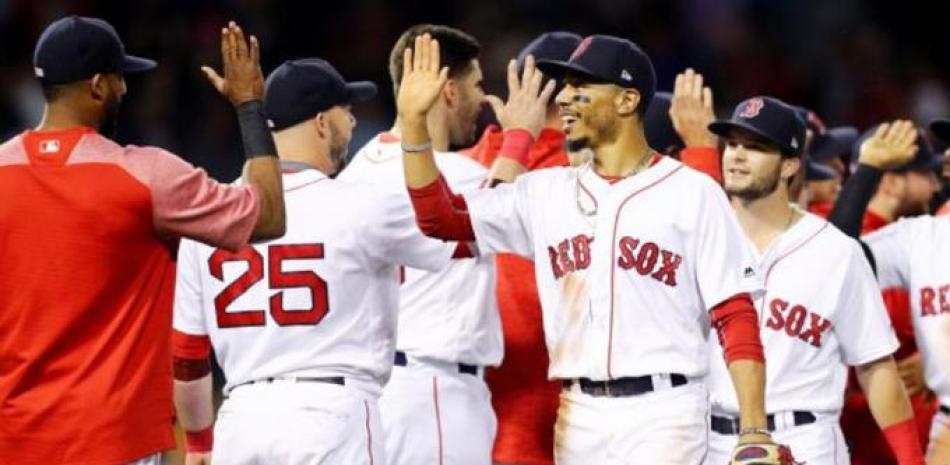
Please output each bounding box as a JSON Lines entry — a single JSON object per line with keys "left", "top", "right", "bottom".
{"left": 233, "top": 376, "right": 345, "bottom": 391}
{"left": 710, "top": 411, "right": 817, "bottom": 435}
{"left": 393, "top": 351, "right": 479, "bottom": 376}
{"left": 562, "top": 374, "right": 688, "bottom": 397}
{"left": 940, "top": 405, "right": 950, "bottom": 415}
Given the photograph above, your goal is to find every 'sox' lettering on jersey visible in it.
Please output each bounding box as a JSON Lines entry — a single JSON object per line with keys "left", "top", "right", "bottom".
{"left": 920, "top": 284, "right": 950, "bottom": 316}
{"left": 615, "top": 236, "right": 682, "bottom": 287}
{"left": 765, "top": 298, "right": 833, "bottom": 348}
{"left": 548, "top": 235, "right": 594, "bottom": 279}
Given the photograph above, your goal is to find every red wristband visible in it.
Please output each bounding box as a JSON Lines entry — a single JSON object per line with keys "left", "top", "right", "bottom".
{"left": 498, "top": 129, "right": 535, "bottom": 166}
{"left": 185, "top": 426, "right": 214, "bottom": 453}
{"left": 882, "top": 419, "right": 925, "bottom": 465}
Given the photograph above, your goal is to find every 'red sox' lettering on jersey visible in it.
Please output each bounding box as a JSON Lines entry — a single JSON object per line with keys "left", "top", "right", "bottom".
{"left": 919, "top": 284, "right": 950, "bottom": 317}
{"left": 764, "top": 298, "right": 833, "bottom": 348}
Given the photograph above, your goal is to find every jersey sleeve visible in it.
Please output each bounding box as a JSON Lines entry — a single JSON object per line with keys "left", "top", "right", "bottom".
{"left": 173, "top": 238, "right": 209, "bottom": 336}
{"left": 136, "top": 147, "right": 260, "bottom": 251}
{"left": 360, "top": 189, "right": 456, "bottom": 271}
{"left": 693, "top": 182, "right": 762, "bottom": 309}
{"left": 463, "top": 176, "right": 535, "bottom": 258}
{"left": 863, "top": 218, "right": 913, "bottom": 289}
{"left": 834, "top": 241, "right": 900, "bottom": 365}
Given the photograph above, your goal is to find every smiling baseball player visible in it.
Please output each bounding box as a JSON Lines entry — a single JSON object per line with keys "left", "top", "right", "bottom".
{"left": 392, "top": 33, "right": 791, "bottom": 464}
{"left": 171, "top": 58, "right": 463, "bottom": 465}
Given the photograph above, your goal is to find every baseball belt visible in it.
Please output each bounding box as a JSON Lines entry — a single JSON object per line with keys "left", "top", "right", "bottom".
{"left": 393, "top": 351, "right": 479, "bottom": 376}
{"left": 231, "top": 376, "right": 345, "bottom": 393}
{"left": 711, "top": 411, "right": 817, "bottom": 435}
{"left": 562, "top": 373, "right": 688, "bottom": 397}
{"left": 940, "top": 405, "right": 950, "bottom": 415}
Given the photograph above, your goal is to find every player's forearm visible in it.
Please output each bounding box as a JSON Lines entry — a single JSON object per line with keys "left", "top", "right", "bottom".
{"left": 858, "top": 356, "right": 926, "bottom": 465}
{"left": 236, "top": 101, "right": 286, "bottom": 241}
{"left": 728, "top": 360, "right": 769, "bottom": 431}
{"left": 400, "top": 115, "right": 441, "bottom": 188}
{"left": 858, "top": 356, "right": 914, "bottom": 428}
{"left": 174, "top": 375, "right": 215, "bottom": 431}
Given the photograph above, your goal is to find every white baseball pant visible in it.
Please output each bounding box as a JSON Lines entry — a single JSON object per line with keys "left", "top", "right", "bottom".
{"left": 211, "top": 379, "right": 384, "bottom": 465}
{"left": 379, "top": 357, "right": 496, "bottom": 465}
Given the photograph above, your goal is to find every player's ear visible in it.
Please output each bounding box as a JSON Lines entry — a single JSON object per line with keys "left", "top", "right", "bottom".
{"left": 781, "top": 157, "right": 801, "bottom": 181}
{"left": 89, "top": 74, "right": 109, "bottom": 104}
{"left": 442, "top": 79, "right": 458, "bottom": 108}
{"left": 615, "top": 89, "right": 640, "bottom": 117}
{"left": 313, "top": 112, "right": 329, "bottom": 138}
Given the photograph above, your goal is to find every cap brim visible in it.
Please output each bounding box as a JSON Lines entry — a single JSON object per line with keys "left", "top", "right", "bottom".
{"left": 121, "top": 55, "right": 157, "bottom": 73}
{"left": 344, "top": 81, "right": 377, "bottom": 104}
{"left": 708, "top": 120, "right": 797, "bottom": 154}
{"left": 536, "top": 59, "right": 606, "bottom": 83}
{"left": 930, "top": 119, "right": 950, "bottom": 144}
{"left": 806, "top": 162, "right": 838, "bottom": 181}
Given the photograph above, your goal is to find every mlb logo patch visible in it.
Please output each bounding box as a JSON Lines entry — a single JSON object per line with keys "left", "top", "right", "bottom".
{"left": 620, "top": 69, "right": 633, "bottom": 81}
{"left": 739, "top": 98, "right": 765, "bottom": 119}
{"left": 39, "top": 139, "right": 61, "bottom": 154}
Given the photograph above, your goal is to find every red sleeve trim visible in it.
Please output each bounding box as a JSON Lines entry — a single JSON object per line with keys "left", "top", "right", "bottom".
{"left": 710, "top": 293, "right": 765, "bottom": 364}
{"left": 173, "top": 329, "right": 211, "bottom": 360}
{"left": 498, "top": 129, "right": 534, "bottom": 166}
{"left": 680, "top": 146, "right": 722, "bottom": 184}
{"left": 882, "top": 419, "right": 926, "bottom": 465}
{"left": 407, "top": 175, "right": 476, "bottom": 241}
{"left": 185, "top": 426, "right": 214, "bottom": 453}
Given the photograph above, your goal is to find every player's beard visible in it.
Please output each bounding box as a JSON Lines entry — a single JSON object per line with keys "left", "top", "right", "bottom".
{"left": 99, "top": 93, "right": 121, "bottom": 138}
{"left": 726, "top": 163, "right": 782, "bottom": 201}
{"left": 327, "top": 125, "right": 350, "bottom": 177}
{"left": 567, "top": 106, "right": 619, "bottom": 153}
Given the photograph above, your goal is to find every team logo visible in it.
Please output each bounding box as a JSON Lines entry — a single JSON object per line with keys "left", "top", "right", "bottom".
{"left": 571, "top": 36, "right": 594, "bottom": 61}
{"left": 620, "top": 69, "right": 633, "bottom": 81}
{"left": 39, "top": 140, "right": 60, "bottom": 154}
{"left": 739, "top": 98, "right": 765, "bottom": 119}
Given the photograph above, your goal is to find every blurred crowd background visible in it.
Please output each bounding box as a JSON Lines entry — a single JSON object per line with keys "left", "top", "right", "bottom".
{"left": 0, "top": 0, "right": 947, "bottom": 182}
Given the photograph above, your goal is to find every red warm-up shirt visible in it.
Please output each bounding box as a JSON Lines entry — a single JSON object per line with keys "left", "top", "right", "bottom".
{"left": 462, "top": 125, "right": 567, "bottom": 465}
{"left": 0, "top": 128, "right": 259, "bottom": 465}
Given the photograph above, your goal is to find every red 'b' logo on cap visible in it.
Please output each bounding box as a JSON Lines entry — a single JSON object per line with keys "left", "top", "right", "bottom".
{"left": 739, "top": 98, "right": 765, "bottom": 119}
{"left": 571, "top": 36, "right": 594, "bottom": 61}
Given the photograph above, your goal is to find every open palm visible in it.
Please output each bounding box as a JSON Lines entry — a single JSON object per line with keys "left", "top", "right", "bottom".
{"left": 396, "top": 34, "right": 449, "bottom": 119}
{"left": 860, "top": 120, "right": 918, "bottom": 170}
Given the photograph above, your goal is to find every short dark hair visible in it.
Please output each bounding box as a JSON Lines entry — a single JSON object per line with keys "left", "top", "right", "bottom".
{"left": 40, "top": 80, "right": 67, "bottom": 102}
{"left": 388, "top": 24, "right": 481, "bottom": 95}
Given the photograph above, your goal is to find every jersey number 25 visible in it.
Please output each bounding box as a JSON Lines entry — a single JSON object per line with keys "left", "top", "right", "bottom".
{"left": 208, "top": 244, "right": 328, "bottom": 328}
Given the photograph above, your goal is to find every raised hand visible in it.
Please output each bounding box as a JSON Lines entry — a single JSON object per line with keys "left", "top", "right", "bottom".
{"left": 669, "top": 68, "right": 718, "bottom": 148}
{"left": 201, "top": 21, "right": 265, "bottom": 107}
{"left": 484, "top": 55, "right": 556, "bottom": 138}
{"left": 396, "top": 34, "right": 450, "bottom": 121}
{"left": 859, "top": 120, "right": 918, "bottom": 170}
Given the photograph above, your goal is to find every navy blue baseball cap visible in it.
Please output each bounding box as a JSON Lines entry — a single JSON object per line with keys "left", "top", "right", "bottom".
{"left": 643, "top": 92, "right": 684, "bottom": 154}
{"left": 536, "top": 35, "right": 656, "bottom": 111}
{"left": 33, "top": 16, "right": 156, "bottom": 84}
{"left": 517, "top": 31, "right": 582, "bottom": 72}
{"left": 708, "top": 96, "right": 806, "bottom": 157}
{"left": 931, "top": 119, "right": 950, "bottom": 145}
{"left": 264, "top": 58, "right": 377, "bottom": 131}
{"left": 805, "top": 161, "right": 839, "bottom": 181}
{"left": 810, "top": 127, "right": 859, "bottom": 163}
{"left": 852, "top": 124, "right": 942, "bottom": 173}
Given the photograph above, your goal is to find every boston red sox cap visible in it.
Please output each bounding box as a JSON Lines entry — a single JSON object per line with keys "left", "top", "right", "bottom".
{"left": 643, "top": 92, "right": 684, "bottom": 154}
{"left": 517, "top": 31, "right": 582, "bottom": 72}
{"left": 264, "top": 58, "right": 377, "bottom": 131}
{"left": 33, "top": 16, "right": 156, "bottom": 85}
{"left": 536, "top": 34, "right": 656, "bottom": 112}
{"left": 931, "top": 119, "right": 950, "bottom": 145}
{"left": 708, "top": 96, "right": 806, "bottom": 157}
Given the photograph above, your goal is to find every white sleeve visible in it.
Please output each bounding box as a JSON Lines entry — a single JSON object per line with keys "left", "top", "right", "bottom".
{"left": 463, "top": 177, "right": 534, "bottom": 258}
{"left": 173, "top": 238, "right": 209, "bottom": 335}
{"left": 863, "top": 218, "right": 912, "bottom": 289}
{"left": 360, "top": 190, "right": 456, "bottom": 272}
{"left": 693, "top": 184, "right": 762, "bottom": 309}
{"left": 834, "top": 241, "right": 900, "bottom": 365}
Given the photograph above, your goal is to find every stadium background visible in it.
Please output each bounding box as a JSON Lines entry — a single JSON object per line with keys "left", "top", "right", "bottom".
{"left": 0, "top": 0, "right": 947, "bottom": 462}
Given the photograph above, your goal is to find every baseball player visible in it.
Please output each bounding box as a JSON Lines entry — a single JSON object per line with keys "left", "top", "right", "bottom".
{"left": 0, "top": 19, "right": 285, "bottom": 465}
{"left": 395, "top": 33, "right": 786, "bottom": 464}
{"left": 828, "top": 120, "right": 950, "bottom": 465}
{"left": 171, "top": 58, "right": 466, "bottom": 465}
{"left": 696, "top": 96, "right": 926, "bottom": 465}
{"left": 931, "top": 119, "right": 950, "bottom": 215}
{"left": 338, "top": 24, "right": 502, "bottom": 465}
{"left": 462, "top": 31, "right": 580, "bottom": 465}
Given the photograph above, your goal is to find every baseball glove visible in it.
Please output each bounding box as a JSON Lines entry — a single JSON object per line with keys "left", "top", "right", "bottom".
{"left": 729, "top": 442, "right": 800, "bottom": 465}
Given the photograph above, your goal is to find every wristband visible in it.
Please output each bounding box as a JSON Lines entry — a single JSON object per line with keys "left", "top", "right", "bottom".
{"left": 739, "top": 427, "right": 771, "bottom": 437}
{"left": 185, "top": 426, "right": 214, "bottom": 453}
{"left": 882, "top": 419, "right": 925, "bottom": 465}
{"left": 236, "top": 100, "right": 278, "bottom": 159}
{"left": 402, "top": 140, "right": 433, "bottom": 153}
{"left": 499, "top": 128, "right": 534, "bottom": 166}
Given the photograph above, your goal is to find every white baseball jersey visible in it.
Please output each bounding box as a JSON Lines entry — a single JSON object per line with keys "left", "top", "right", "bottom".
{"left": 338, "top": 133, "right": 502, "bottom": 367}
{"left": 707, "top": 212, "right": 898, "bottom": 415}
{"left": 173, "top": 166, "right": 456, "bottom": 394}
{"left": 865, "top": 215, "right": 950, "bottom": 407}
{"left": 462, "top": 156, "right": 759, "bottom": 380}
